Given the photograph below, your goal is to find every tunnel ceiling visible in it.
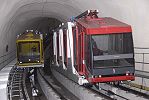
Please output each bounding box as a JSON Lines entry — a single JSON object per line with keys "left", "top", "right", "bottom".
{"left": 3, "top": 0, "right": 83, "bottom": 35}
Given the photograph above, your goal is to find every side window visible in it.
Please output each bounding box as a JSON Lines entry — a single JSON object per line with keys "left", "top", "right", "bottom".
{"left": 57, "top": 32, "right": 59, "bottom": 64}
{"left": 73, "top": 29, "right": 77, "bottom": 67}
{"left": 85, "top": 35, "right": 92, "bottom": 70}
{"left": 63, "top": 29, "right": 67, "bottom": 67}
{"left": 78, "top": 28, "right": 82, "bottom": 71}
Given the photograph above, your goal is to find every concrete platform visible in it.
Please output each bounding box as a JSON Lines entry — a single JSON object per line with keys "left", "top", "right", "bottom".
{"left": 0, "top": 59, "right": 16, "bottom": 100}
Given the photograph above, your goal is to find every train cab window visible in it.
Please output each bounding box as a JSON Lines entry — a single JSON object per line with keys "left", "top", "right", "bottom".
{"left": 17, "top": 41, "right": 40, "bottom": 63}
{"left": 31, "top": 46, "right": 37, "bottom": 52}
{"left": 89, "top": 33, "right": 134, "bottom": 68}
{"left": 91, "top": 38, "right": 103, "bottom": 56}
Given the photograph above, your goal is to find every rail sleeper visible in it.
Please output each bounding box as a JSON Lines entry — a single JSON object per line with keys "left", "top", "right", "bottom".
{"left": 37, "top": 71, "right": 61, "bottom": 100}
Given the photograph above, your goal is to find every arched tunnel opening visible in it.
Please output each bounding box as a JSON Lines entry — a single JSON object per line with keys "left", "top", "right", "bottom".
{"left": 0, "top": 1, "right": 82, "bottom": 98}
{"left": 1, "top": 0, "right": 81, "bottom": 56}
{"left": 2, "top": 1, "right": 81, "bottom": 72}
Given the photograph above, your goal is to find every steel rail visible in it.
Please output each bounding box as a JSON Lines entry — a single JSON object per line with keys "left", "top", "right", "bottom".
{"left": 7, "top": 66, "right": 30, "bottom": 100}
{"left": 107, "top": 83, "right": 149, "bottom": 100}
{"left": 117, "top": 83, "right": 149, "bottom": 99}
{"left": 22, "top": 69, "right": 30, "bottom": 100}
{"left": 38, "top": 69, "right": 67, "bottom": 100}
{"left": 88, "top": 85, "right": 128, "bottom": 100}
{"left": 88, "top": 87, "right": 119, "bottom": 100}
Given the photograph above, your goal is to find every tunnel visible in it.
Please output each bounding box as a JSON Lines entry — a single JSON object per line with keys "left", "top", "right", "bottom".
{"left": 1, "top": 0, "right": 149, "bottom": 99}
{"left": 1, "top": 0, "right": 149, "bottom": 74}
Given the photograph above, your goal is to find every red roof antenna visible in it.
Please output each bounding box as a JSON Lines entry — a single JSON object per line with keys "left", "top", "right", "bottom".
{"left": 75, "top": 10, "right": 99, "bottom": 19}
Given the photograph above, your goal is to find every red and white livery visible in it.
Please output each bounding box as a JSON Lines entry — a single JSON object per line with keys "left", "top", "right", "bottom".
{"left": 52, "top": 10, "right": 135, "bottom": 85}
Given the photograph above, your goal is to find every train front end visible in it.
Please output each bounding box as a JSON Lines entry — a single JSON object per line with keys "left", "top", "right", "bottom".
{"left": 76, "top": 17, "right": 135, "bottom": 83}
{"left": 16, "top": 32, "right": 44, "bottom": 67}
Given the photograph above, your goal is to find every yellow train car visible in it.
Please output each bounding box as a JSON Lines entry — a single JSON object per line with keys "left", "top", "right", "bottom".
{"left": 16, "top": 31, "right": 44, "bottom": 67}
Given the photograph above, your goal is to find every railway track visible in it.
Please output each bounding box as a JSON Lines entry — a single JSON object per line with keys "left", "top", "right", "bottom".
{"left": 37, "top": 69, "right": 79, "bottom": 100}
{"left": 7, "top": 66, "right": 149, "bottom": 100}
{"left": 93, "top": 83, "right": 149, "bottom": 100}
{"left": 89, "top": 84, "right": 128, "bottom": 100}
{"left": 115, "top": 83, "right": 149, "bottom": 99}
{"left": 85, "top": 81, "right": 149, "bottom": 100}
{"left": 38, "top": 68, "right": 149, "bottom": 100}
{"left": 7, "top": 66, "right": 30, "bottom": 100}
{"left": 41, "top": 68, "right": 149, "bottom": 100}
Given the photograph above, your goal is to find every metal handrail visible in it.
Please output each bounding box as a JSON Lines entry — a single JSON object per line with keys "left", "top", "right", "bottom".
{"left": 0, "top": 50, "right": 16, "bottom": 58}
{"left": 134, "top": 47, "right": 149, "bottom": 49}
{"left": 135, "top": 53, "right": 149, "bottom": 54}
{"left": 0, "top": 50, "right": 16, "bottom": 70}
{"left": 134, "top": 47, "right": 149, "bottom": 87}
{"left": 0, "top": 53, "right": 15, "bottom": 65}
{"left": 134, "top": 47, "right": 149, "bottom": 65}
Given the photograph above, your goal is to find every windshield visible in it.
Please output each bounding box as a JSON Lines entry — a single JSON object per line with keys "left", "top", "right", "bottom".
{"left": 85, "top": 33, "right": 134, "bottom": 68}
{"left": 17, "top": 41, "right": 40, "bottom": 63}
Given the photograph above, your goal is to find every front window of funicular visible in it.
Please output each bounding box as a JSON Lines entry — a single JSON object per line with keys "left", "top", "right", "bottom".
{"left": 85, "top": 33, "right": 134, "bottom": 70}
{"left": 17, "top": 41, "right": 40, "bottom": 63}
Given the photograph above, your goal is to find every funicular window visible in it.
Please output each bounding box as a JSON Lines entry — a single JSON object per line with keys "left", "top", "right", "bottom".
{"left": 90, "top": 33, "right": 134, "bottom": 68}
{"left": 85, "top": 35, "right": 92, "bottom": 71}
{"left": 73, "top": 29, "right": 77, "bottom": 68}
{"left": 57, "top": 33, "right": 59, "bottom": 63}
{"left": 63, "top": 29, "right": 67, "bottom": 67}
{"left": 17, "top": 41, "right": 40, "bottom": 63}
{"left": 41, "top": 41, "right": 43, "bottom": 59}
{"left": 78, "top": 29, "right": 82, "bottom": 71}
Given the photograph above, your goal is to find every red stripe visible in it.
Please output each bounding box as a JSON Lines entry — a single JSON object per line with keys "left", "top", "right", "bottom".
{"left": 88, "top": 75, "right": 135, "bottom": 83}
{"left": 86, "top": 27, "right": 132, "bottom": 34}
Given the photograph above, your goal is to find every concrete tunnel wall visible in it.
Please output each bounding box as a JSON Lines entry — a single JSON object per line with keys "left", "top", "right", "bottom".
{"left": 0, "top": 0, "right": 149, "bottom": 85}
